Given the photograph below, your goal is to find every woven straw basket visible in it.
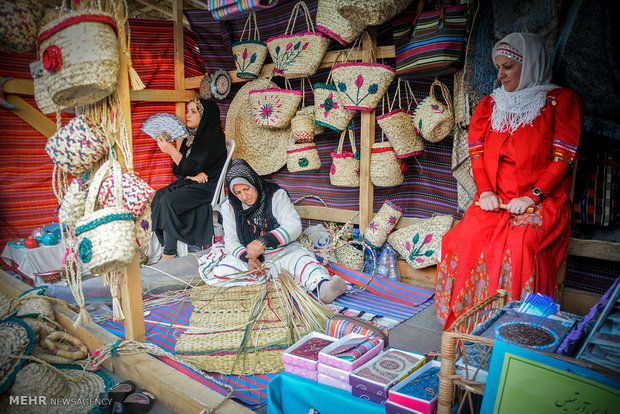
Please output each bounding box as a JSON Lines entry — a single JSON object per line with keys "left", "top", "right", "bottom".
{"left": 296, "top": 105, "right": 325, "bottom": 136}
{"left": 335, "top": 242, "right": 364, "bottom": 271}
{"left": 286, "top": 141, "right": 321, "bottom": 172}
{"left": 30, "top": 60, "right": 59, "bottom": 114}
{"left": 336, "top": 0, "right": 413, "bottom": 27}
{"left": 330, "top": 127, "right": 360, "bottom": 187}
{"left": 0, "top": 319, "right": 34, "bottom": 395}
{"left": 316, "top": 0, "right": 366, "bottom": 46}
{"left": 45, "top": 115, "right": 108, "bottom": 176}
{"left": 370, "top": 141, "right": 405, "bottom": 187}
{"left": 59, "top": 178, "right": 87, "bottom": 229}
{"left": 266, "top": 1, "right": 330, "bottom": 78}
{"left": 98, "top": 170, "right": 155, "bottom": 218}
{"left": 0, "top": 0, "right": 43, "bottom": 53}
{"left": 75, "top": 159, "right": 137, "bottom": 274}
{"left": 176, "top": 283, "right": 301, "bottom": 375}
{"left": 412, "top": 79, "right": 455, "bottom": 143}
{"left": 364, "top": 200, "right": 404, "bottom": 248}
{"left": 38, "top": 9, "right": 119, "bottom": 108}
{"left": 232, "top": 11, "right": 267, "bottom": 79}
{"left": 291, "top": 108, "right": 316, "bottom": 142}
{"left": 249, "top": 83, "right": 302, "bottom": 128}
{"left": 387, "top": 215, "right": 454, "bottom": 269}
{"left": 226, "top": 78, "right": 290, "bottom": 175}
{"left": 314, "top": 81, "right": 355, "bottom": 132}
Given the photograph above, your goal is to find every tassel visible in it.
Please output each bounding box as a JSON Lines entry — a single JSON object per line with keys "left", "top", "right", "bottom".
{"left": 128, "top": 62, "right": 145, "bottom": 91}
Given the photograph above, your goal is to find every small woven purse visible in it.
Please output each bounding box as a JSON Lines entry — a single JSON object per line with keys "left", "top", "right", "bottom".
{"left": 98, "top": 170, "right": 155, "bottom": 218}
{"left": 231, "top": 11, "right": 267, "bottom": 79}
{"left": 45, "top": 114, "right": 108, "bottom": 176}
{"left": 291, "top": 79, "right": 322, "bottom": 142}
{"left": 412, "top": 79, "right": 455, "bottom": 143}
{"left": 363, "top": 200, "right": 404, "bottom": 248}
{"left": 387, "top": 215, "right": 454, "bottom": 269}
{"left": 330, "top": 126, "right": 360, "bottom": 187}
{"left": 75, "top": 159, "right": 137, "bottom": 274}
{"left": 58, "top": 178, "right": 88, "bottom": 229}
{"left": 286, "top": 138, "right": 321, "bottom": 173}
{"left": 370, "top": 138, "right": 406, "bottom": 187}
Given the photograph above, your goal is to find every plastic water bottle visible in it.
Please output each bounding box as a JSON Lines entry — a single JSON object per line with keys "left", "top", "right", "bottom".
{"left": 351, "top": 228, "right": 363, "bottom": 251}
{"left": 376, "top": 244, "right": 400, "bottom": 281}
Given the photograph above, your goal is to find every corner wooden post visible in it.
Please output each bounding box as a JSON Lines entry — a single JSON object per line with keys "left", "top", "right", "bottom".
{"left": 359, "top": 29, "right": 377, "bottom": 231}
{"left": 117, "top": 19, "right": 146, "bottom": 342}
{"left": 173, "top": 0, "right": 186, "bottom": 122}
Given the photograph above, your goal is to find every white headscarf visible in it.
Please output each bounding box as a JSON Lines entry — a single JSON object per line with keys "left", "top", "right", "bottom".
{"left": 490, "top": 32, "right": 559, "bottom": 133}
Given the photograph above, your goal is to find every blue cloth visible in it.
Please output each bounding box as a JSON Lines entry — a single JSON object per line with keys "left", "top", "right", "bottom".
{"left": 267, "top": 372, "right": 384, "bottom": 414}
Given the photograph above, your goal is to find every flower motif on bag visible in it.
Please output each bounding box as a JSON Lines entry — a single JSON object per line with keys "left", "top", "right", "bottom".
{"left": 272, "top": 41, "right": 310, "bottom": 74}
{"left": 337, "top": 75, "right": 379, "bottom": 107}
{"left": 330, "top": 164, "right": 336, "bottom": 175}
{"left": 405, "top": 233, "right": 434, "bottom": 264}
{"left": 42, "top": 45, "right": 62, "bottom": 72}
{"left": 388, "top": 216, "right": 398, "bottom": 226}
{"left": 233, "top": 47, "right": 258, "bottom": 74}
{"left": 415, "top": 119, "right": 423, "bottom": 136}
{"left": 140, "top": 219, "right": 150, "bottom": 231}
{"left": 320, "top": 92, "right": 340, "bottom": 118}
{"left": 298, "top": 157, "right": 309, "bottom": 168}
{"left": 253, "top": 95, "right": 283, "bottom": 125}
{"left": 368, "top": 220, "right": 378, "bottom": 232}
{"left": 430, "top": 104, "right": 444, "bottom": 114}
{"left": 78, "top": 238, "right": 93, "bottom": 263}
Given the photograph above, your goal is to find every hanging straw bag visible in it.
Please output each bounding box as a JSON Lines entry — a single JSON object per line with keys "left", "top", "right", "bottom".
{"left": 376, "top": 78, "right": 424, "bottom": 159}
{"left": 98, "top": 170, "right": 155, "bottom": 218}
{"left": 37, "top": 7, "right": 120, "bottom": 108}
{"left": 336, "top": 0, "right": 413, "bottom": 27}
{"left": 290, "top": 79, "right": 322, "bottom": 142}
{"left": 45, "top": 114, "right": 108, "bottom": 176}
{"left": 331, "top": 32, "right": 395, "bottom": 111}
{"left": 370, "top": 139, "right": 406, "bottom": 187}
{"left": 0, "top": 0, "right": 44, "bottom": 52}
{"left": 266, "top": 1, "right": 330, "bottom": 79}
{"left": 387, "top": 215, "right": 454, "bottom": 269}
{"left": 314, "top": 52, "right": 356, "bottom": 132}
{"left": 75, "top": 159, "right": 137, "bottom": 274}
{"left": 30, "top": 60, "right": 58, "bottom": 115}
{"left": 330, "top": 126, "right": 360, "bottom": 187}
{"left": 363, "top": 200, "right": 404, "bottom": 248}
{"left": 412, "top": 79, "right": 455, "bottom": 143}
{"left": 232, "top": 11, "right": 268, "bottom": 79}
{"left": 316, "top": 0, "right": 366, "bottom": 46}
{"left": 249, "top": 76, "right": 302, "bottom": 128}
{"left": 58, "top": 178, "right": 88, "bottom": 229}
{"left": 286, "top": 139, "right": 321, "bottom": 173}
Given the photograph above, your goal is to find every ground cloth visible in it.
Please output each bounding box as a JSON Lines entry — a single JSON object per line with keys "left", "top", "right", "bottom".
{"left": 98, "top": 272, "right": 434, "bottom": 409}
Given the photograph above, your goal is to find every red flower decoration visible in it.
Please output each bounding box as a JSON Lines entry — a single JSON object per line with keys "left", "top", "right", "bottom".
{"left": 355, "top": 74, "right": 364, "bottom": 88}
{"left": 42, "top": 45, "right": 62, "bottom": 72}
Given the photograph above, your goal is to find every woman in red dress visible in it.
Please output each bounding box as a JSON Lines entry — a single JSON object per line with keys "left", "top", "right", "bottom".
{"left": 436, "top": 33, "right": 584, "bottom": 329}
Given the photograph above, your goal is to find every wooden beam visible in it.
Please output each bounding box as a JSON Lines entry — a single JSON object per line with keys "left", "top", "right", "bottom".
{"left": 173, "top": 0, "right": 186, "bottom": 121}
{"left": 4, "top": 78, "right": 34, "bottom": 95}
{"left": 129, "top": 88, "right": 197, "bottom": 102}
{"left": 5, "top": 95, "right": 56, "bottom": 137}
{"left": 295, "top": 205, "right": 360, "bottom": 225}
{"left": 0, "top": 270, "right": 253, "bottom": 414}
{"left": 117, "top": 20, "right": 147, "bottom": 343}
{"left": 567, "top": 238, "right": 620, "bottom": 262}
{"left": 186, "top": 0, "right": 209, "bottom": 8}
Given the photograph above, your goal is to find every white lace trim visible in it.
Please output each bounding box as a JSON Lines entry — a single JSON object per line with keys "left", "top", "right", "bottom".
{"left": 490, "top": 84, "right": 557, "bottom": 134}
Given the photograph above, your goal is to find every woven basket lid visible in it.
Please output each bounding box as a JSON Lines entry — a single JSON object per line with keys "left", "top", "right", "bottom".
{"left": 7, "top": 362, "right": 114, "bottom": 414}
{"left": 0, "top": 318, "right": 35, "bottom": 395}
{"left": 226, "top": 78, "right": 290, "bottom": 176}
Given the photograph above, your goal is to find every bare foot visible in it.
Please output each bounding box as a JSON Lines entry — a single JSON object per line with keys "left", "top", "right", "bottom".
{"left": 158, "top": 253, "right": 176, "bottom": 263}
{"left": 319, "top": 276, "right": 348, "bottom": 304}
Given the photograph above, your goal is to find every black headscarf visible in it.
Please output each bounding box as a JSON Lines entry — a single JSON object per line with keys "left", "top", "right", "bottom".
{"left": 172, "top": 98, "right": 227, "bottom": 180}
{"left": 226, "top": 159, "right": 281, "bottom": 246}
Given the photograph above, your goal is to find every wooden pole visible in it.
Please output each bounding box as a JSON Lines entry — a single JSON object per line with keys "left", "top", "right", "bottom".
{"left": 173, "top": 0, "right": 186, "bottom": 122}
{"left": 117, "top": 19, "right": 146, "bottom": 342}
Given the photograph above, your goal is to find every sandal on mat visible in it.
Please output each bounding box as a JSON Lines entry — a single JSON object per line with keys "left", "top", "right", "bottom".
{"left": 112, "top": 390, "right": 155, "bottom": 414}
{"left": 107, "top": 380, "right": 137, "bottom": 402}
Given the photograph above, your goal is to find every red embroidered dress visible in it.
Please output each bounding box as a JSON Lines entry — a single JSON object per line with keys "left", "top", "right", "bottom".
{"left": 436, "top": 88, "right": 583, "bottom": 329}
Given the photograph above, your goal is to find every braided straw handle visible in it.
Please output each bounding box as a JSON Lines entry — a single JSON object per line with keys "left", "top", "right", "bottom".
{"left": 240, "top": 11, "right": 260, "bottom": 41}
{"left": 285, "top": 1, "right": 316, "bottom": 35}
{"left": 336, "top": 126, "right": 357, "bottom": 155}
{"left": 430, "top": 79, "right": 454, "bottom": 117}
{"left": 83, "top": 158, "right": 124, "bottom": 215}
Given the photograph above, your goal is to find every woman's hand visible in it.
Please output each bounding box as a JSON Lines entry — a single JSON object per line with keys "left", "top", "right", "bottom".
{"left": 478, "top": 191, "right": 502, "bottom": 211}
{"left": 248, "top": 257, "right": 262, "bottom": 274}
{"left": 157, "top": 137, "right": 183, "bottom": 165}
{"left": 507, "top": 196, "right": 535, "bottom": 215}
{"left": 187, "top": 172, "right": 208, "bottom": 183}
{"left": 246, "top": 239, "right": 265, "bottom": 259}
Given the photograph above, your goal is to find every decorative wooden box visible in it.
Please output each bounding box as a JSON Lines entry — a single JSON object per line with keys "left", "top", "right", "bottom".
{"left": 387, "top": 360, "right": 441, "bottom": 414}
{"left": 318, "top": 333, "right": 384, "bottom": 372}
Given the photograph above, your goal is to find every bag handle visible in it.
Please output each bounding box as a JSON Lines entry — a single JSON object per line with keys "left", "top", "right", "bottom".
{"left": 330, "top": 314, "right": 389, "bottom": 347}
{"left": 343, "top": 31, "right": 377, "bottom": 64}
{"left": 83, "top": 157, "right": 123, "bottom": 215}
{"left": 325, "top": 50, "right": 347, "bottom": 84}
{"left": 285, "top": 1, "right": 315, "bottom": 36}
{"left": 240, "top": 11, "right": 260, "bottom": 42}
{"left": 413, "top": 0, "right": 445, "bottom": 27}
{"left": 404, "top": 78, "right": 419, "bottom": 110}
{"left": 430, "top": 78, "right": 454, "bottom": 117}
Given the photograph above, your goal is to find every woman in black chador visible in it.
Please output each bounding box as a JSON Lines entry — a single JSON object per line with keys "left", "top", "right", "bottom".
{"left": 151, "top": 98, "right": 227, "bottom": 262}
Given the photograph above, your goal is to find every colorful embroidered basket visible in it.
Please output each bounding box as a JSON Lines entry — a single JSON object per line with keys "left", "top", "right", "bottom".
{"left": 286, "top": 140, "right": 321, "bottom": 173}
{"left": 291, "top": 107, "right": 317, "bottom": 142}
{"left": 316, "top": 0, "right": 366, "bottom": 46}
{"left": 37, "top": 9, "right": 120, "bottom": 108}
{"left": 370, "top": 140, "right": 405, "bottom": 187}
{"left": 98, "top": 169, "right": 155, "bottom": 218}
{"left": 232, "top": 11, "right": 267, "bottom": 79}
{"left": 364, "top": 200, "right": 404, "bottom": 248}
{"left": 387, "top": 215, "right": 454, "bottom": 269}
{"left": 331, "top": 32, "right": 395, "bottom": 111}
{"left": 249, "top": 78, "right": 302, "bottom": 128}
{"left": 0, "top": 0, "right": 43, "bottom": 53}
{"left": 314, "top": 52, "right": 355, "bottom": 132}
{"left": 45, "top": 114, "right": 108, "bottom": 176}
{"left": 330, "top": 126, "right": 360, "bottom": 187}
{"left": 266, "top": 1, "right": 330, "bottom": 79}
{"left": 412, "top": 79, "right": 455, "bottom": 143}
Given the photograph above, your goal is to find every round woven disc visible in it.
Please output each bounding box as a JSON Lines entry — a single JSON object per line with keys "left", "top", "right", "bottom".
{"left": 497, "top": 322, "right": 557, "bottom": 348}
{"left": 211, "top": 69, "right": 231, "bottom": 100}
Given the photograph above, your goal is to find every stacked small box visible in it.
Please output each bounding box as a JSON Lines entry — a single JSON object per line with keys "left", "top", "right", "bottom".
{"left": 282, "top": 332, "right": 336, "bottom": 381}
{"left": 317, "top": 333, "right": 385, "bottom": 392}
{"left": 350, "top": 348, "right": 426, "bottom": 405}
{"left": 386, "top": 360, "right": 441, "bottom": 414}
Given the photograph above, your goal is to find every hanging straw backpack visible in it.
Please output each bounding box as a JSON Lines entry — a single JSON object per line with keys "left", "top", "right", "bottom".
{"left": 232, "top": 11, "right": 268, "bottom": 79}
{"left": 376, "top": 78, "right": 424, "bottom": 159}
{"left": 330, "top": 125, "right": 360, "bottom": 187}
{"left": 412, "top": 79, "right": 455, "bottom": 143}
{"left": 266, "top": 1, "right": 330, "bottom": 78}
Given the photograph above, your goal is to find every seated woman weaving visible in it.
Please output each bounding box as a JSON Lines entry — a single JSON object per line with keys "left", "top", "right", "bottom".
{"left": 212, "top": 159, "right": 347, "bottom": 304}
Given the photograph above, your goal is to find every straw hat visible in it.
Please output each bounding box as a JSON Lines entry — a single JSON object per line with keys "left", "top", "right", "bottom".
{"left": 6, "top": 362, "right": 114, "bottom": 414}
{"left": 0, "top": 319, "right": 35, "bottom": 394}
{"left": 225, "top": 78, "right": 290, "bottom": 176}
